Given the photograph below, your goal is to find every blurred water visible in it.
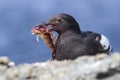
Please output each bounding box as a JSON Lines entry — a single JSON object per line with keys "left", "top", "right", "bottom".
{"left": 0, "top": 0, "right": 119, "bottom": 64}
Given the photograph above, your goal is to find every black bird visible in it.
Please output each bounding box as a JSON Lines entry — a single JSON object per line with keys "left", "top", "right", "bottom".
{"left": 45, "top": 13, "right": 112, "bottom": 60}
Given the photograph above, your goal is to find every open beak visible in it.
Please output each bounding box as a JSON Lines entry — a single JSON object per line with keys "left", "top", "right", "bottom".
{"left": 31, "top": 21, "right": 57, "bottom": 35}
{"left": 44, "top": 22, "right": 51, "bottom": 26}
{"left": 44, "top": 22, "right": 57, "bottom": 32}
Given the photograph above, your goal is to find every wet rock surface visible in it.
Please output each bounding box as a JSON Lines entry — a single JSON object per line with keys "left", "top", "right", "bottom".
{"left": 0, "top": 53, "right": 120, "bottom": 80}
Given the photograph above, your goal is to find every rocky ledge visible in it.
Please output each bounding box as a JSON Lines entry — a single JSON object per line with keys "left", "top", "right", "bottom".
{"left": 0, "top": 53, "right": 120, "bottom": 80}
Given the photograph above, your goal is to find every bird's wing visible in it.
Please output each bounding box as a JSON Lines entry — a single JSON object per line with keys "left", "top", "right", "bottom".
{"left": 82, "top": 31, "right": 112, "bottom": 52}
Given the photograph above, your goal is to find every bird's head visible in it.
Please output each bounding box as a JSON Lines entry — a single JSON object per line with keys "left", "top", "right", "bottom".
{"left": 45, "top": 13, "right": 81, "bottom": 34}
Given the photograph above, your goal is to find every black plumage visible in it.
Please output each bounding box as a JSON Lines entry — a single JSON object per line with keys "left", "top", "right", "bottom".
{"left": 45, "top": 13, "right": 112, "bottom": 60}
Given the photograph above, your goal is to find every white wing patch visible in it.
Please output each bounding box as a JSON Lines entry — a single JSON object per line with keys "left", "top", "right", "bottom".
{"left": 100, "top": 34, "right": 112, "bottom": 51}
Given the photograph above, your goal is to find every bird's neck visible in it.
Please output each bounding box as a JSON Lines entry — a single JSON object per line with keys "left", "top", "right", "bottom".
{"left": 58, "top": 30, "right": 79, "bottom": 38}
{"left": 59, "top": 29, "right": 81, "bottom": 36}
{"left": 72, "top": 26, "right": 82, "bottom": 34}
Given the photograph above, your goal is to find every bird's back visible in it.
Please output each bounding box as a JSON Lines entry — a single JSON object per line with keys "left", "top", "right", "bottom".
{"left": 55, "top": 31, "right": 111, "bottom": 60}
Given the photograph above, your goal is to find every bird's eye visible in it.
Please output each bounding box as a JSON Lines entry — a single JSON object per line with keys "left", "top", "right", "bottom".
{"left": 56, "top": 18, "right": 63, "bottom": 23}
{"left": 57, "top": 19, "right": 62, "bottom": 22}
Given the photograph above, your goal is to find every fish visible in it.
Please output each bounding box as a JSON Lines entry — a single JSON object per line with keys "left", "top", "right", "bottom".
{"left": 31, "top": 24, "right": 57, "bottom": 60}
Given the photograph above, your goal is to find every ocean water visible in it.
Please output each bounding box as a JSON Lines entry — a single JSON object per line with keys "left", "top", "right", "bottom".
{"left": 0, "top": 0, "right": 119, "bottom": 64}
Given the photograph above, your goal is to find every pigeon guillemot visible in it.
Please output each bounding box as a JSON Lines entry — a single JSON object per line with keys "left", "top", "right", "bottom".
{"left": 45, "top": 13, "right": 112, "bottom": 60}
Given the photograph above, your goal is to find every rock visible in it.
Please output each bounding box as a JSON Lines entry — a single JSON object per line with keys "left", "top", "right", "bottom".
{"left": 0, "top": 53, "right": 120, "bottom": 80}
{"left": 0, "top": 56, "right": 10, "bottom": 65}
{"left": 0, "top": 56, "right": 15, "bottom": 67}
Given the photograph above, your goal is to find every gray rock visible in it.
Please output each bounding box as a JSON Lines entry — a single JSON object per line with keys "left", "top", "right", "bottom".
{"left": 0, "top": 56, "right": 10, "bottom": 65}
{"left": 0, "top": 53, "right": 120, "bottom": 80}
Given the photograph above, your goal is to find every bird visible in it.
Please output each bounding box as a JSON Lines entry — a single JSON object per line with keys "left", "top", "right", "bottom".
{"left": 45, "top": 13, "right": 112, "bottom": 60}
